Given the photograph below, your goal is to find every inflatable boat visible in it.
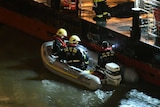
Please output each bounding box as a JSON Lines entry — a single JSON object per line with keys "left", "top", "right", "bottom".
{"left": 41, "top": 41, "right": 122, "bottom": 90}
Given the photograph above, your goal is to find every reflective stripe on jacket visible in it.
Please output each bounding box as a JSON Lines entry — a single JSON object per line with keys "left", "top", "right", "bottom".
{"left": 93, "top": 0, "right": 105, "bottom": 2}
{"left": 67, "top": 60, "right": 81, "bottom": 63}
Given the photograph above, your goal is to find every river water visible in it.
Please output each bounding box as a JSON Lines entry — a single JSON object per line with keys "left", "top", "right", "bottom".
{"left": 0, "top": 24, "right": 159, "bottom": 107}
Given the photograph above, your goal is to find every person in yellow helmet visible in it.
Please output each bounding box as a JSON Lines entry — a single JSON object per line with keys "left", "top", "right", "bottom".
{"left": 52, "top": 28, "right": 68, "bottom": 56}
{"left": 61, "top": 35, "right": 89, "bottom": 70}
{"left": 93, "top": 0, "right": 111, "bottom": 21}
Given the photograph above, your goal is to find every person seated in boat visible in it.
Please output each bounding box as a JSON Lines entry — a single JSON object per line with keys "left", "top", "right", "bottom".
{"left": 52, "top": 28, "right": 68, "bottom": 56}
{"left": 62, "top": 35, "right": 89, "bottom": 70}
{"left": 97, "top": 41, "right": 115, "bottom": 69}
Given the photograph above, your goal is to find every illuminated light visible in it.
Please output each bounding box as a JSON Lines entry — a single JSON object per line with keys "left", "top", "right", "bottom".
{"left": 112, "top": 44, "right": 116, "bottom": 48}
{"left": 112, "top": 43, "right": 119, "bottom": 50}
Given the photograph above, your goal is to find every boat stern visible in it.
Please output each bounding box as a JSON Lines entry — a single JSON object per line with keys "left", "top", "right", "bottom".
{"left": 103, "top": 62, "right": 122, "bottom": 86}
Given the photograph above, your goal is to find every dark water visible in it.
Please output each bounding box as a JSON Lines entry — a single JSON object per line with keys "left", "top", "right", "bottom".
{"left": 0, "top": 24, "right": 159, "bottom": 107}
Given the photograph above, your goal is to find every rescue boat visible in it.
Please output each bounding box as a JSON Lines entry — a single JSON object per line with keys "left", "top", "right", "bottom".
{"left": 41, "top": 41, "right": 102, "bottom": 90}
{"left": 41, "top": 41, "right": 122, "bottom": 90}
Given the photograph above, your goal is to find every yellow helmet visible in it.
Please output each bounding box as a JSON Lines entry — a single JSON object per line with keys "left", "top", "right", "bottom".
{"left": 56, "top": 28, "right": 67, "bottom": 37}
{"left": 69, "top": 35, "right": 81, "bottom": 44}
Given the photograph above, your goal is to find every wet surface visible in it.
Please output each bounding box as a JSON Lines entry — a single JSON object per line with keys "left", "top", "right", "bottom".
{"left": 0, "top": 24, "right": 160, "bottom": 107}
{"left": 78, "top": 0, "right": 158, "bottom": 46}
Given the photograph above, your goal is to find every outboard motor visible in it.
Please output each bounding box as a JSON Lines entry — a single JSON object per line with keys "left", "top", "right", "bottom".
{"left": 103, "top": 62, "right": 122, "bottom": 86}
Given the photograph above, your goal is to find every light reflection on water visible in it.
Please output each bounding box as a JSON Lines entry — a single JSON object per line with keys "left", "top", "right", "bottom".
{"left": 42, "top": 80, "right": 113, "bottom": 107}
{"left": 0, "top": 62, "right": 160, "bottom": 107}
{"left": 119, "top": 89, "right": 160, "bottom": 107}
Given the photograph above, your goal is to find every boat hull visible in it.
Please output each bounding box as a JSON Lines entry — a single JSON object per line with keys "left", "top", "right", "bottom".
{"left": 41, "top": 41, "right": 102, "bottom": 90}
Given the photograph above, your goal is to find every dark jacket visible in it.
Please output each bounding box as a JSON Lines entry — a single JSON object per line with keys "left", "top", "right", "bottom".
{"left": 52, "top": 36, "right": 67, "bottom": 55}
{"left": 98, "top": 47, "right": 115, "bottom": 68}
{"left": 62, "top": 43, "right": 89, "bottom": 70}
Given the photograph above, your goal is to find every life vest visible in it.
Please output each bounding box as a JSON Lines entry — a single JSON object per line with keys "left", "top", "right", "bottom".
{"left": 98, "top": 48, "right": 114, "bottom": 68}
{"left": 64, "top": 44, "right": 82, "bottom": 63}
{"left": 53, "top": 36, "right": 67, "bottom": 48}
{"left": 101, "top": 47, "right": 114, "bottom": 58}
